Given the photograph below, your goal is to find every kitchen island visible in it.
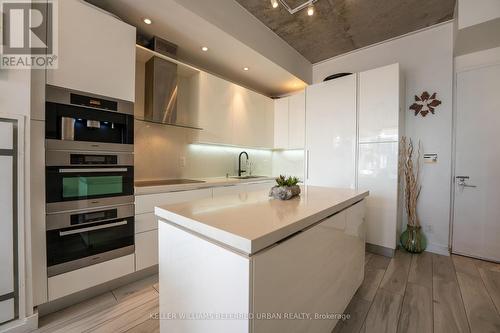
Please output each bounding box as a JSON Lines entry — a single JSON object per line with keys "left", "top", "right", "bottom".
{"left": 155, "top": 186, "right": 369, "bottom": 333}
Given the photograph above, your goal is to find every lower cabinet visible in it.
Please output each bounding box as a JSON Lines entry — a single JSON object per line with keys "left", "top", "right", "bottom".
{"left": 135, "top": 229, "right": 159, "bottom": 271}
{"left": 47, "top": 254, "right": 135, "bottom": 301}
{"left": 212, "top": 181, "right": 274, "bottom": 197}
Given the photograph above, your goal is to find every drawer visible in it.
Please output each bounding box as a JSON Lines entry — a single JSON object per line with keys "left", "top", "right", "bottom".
{"left": 135, "top": 212, "right": 157, "bottom": 233}
{"left": 212, "top": 181, "right": 274, "bottom": 197}
{"left": 135, "top": 188, "right": 212, "bottom": 214}
{"left": 48, "top": 254, "right": 135, "bottom": 301}
{"left": 135, "top": 230, "right": 158, "bottom": 271}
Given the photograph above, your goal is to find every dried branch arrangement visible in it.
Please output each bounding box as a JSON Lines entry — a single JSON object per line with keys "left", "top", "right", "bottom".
{"left": 399, "top": 137, "right": 422, "bottom": 227}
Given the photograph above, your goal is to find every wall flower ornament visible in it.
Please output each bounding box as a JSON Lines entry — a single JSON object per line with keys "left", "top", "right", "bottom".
{"left": 410, "top": 91, "right": 442, "bottom": 117}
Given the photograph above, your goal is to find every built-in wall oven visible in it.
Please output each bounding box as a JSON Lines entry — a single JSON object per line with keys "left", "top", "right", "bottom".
{"left": 46, "top": 204, "right": 135, "bottom": 276}
{"left": 45, "top": 85, "right": 135, "bottom": 276}
{"left": 46, "top": 150, "right": 134, "bottom": 212}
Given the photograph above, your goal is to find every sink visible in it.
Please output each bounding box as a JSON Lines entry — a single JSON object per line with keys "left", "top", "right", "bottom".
{"left": 230, "top": 176, "right": 267, "bottom": 180}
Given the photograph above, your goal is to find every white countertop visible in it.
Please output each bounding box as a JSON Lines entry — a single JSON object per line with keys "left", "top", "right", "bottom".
{"left": 135, "top": 176, "right": 276, "bottom": 195}
{"left": 155, "top": 186, "right": 369, "bottom": 255}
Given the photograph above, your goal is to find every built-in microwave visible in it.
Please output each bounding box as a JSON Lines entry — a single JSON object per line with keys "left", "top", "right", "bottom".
{"left": 45, "top": 85, "right": 134, "bottom": 152}
{"left": 46, "top": 204, "right": 135, "bottom": 276}
{"left": 45, "top": 150, "right": 134, "bottom": 213}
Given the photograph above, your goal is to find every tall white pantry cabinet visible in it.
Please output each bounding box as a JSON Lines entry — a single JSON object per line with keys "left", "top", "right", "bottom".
{"left": 305, "top": 63, "right": 403, "bottom": 254}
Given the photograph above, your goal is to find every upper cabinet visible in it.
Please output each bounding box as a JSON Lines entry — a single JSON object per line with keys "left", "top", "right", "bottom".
{"left": 274, "top": 92, "right": 306, "bottom": 149}
{"left": 47, "top": 0, "right": 136, "bottom": 102}
{"left": 274, "top": 98, "right": 289, "bottom": 149}
{"left": 197, "top": 72, "right": 234, "bottom": 145}
{"left": 195, "top": 72, "right": 274, "bottom": 149}
{"left": 358, "top": 64, "right": 401, "bottom": 143}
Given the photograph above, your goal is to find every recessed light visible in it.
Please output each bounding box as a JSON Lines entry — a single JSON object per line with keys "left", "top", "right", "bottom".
{"left": 143, "top": 18, "right": 152, "bottom": 25}
{"left": 271, "top": 0, "right": 279, "bottom": 8}
{"left": 201, "top": 46, "right": 209, "bottom": 52}
{"left": 243, "top": 67, "right": 249, "bottom": 71}
{"left": 307, "top": 5, "right": 314, "bottom": 16}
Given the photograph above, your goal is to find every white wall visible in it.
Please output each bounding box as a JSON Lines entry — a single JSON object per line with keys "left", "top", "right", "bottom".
{"left": 313, "top": 23, "right": 454, "bottom": 254}
{"left": 458, "top": 0, "right": 500, "bottom": 29}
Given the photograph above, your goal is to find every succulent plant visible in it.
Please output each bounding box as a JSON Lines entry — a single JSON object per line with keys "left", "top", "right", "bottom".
{"left": 275, "top": 175, "right": 300, "bottom": 187}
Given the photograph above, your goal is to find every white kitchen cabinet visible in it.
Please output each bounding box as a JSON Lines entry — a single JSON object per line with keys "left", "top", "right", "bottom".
{"left": 274, "top": 98, "right": 289, "bottom": 149}
{"left": 135, "top": 229, "right": 159, "bottom": 271}
{"left": 273, "top": 92, "right": 306, "bottom": 150}
{"left": 135, "top": 188, "right": 212, "bottom": 215}
{"left": 305, "top": 75, "right": 357, "bottom": 189}
{"left": 212, "top": 181, "right": 274, "bottom": 197}
{"left": 48, "top": 254, "right": 135, "bottom": 301}
{"left": 196, "top": 72, "right": 234, "bottom": 145}
{"left": 134, "top": 188, "right": 212, "bottom": 271}
{"left": 358, "top": 64, "right": 401, "bottom": 143}
{"left": 47, "top": 0, "right": 136, "bottom": 101}
{"left": 358, "top": 142, "right": 399, "bottom": 249}
{"left": 288, "top": 92, "right": 306, "bottom": 149}
{"left": 195, "top": 72, "right": 274, "bottom": 148}
{"left": 232, "top": 86, "right": 274, "bottom": 148}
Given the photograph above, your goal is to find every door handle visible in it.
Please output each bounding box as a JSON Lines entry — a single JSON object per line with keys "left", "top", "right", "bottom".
{"left": 59, "top": 220, "right": 128, "bottom": 236}
{"left": 58, "top": 168, "right": 128, "bottom": 173}
{"left": 456, "top": 176, "right": 477, "bottom": 188}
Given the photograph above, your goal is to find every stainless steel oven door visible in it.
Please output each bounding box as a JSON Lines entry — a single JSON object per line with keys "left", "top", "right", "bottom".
{"left": 46, "top": 165, "right": 134, "bottom": 213}
{"left": 46, "top": 204, "right": 135, "bottom": 276}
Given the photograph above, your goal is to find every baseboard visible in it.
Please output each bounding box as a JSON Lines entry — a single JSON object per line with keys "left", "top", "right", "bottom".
{"left": 366, "top": 243, "right": 395, "bottom": 258}
{"left": 37, "top": 265, "right": 158, "bottom": 317}
{"left": 0, "top": 313, "right": 38, "bottom": 333}
{"left": 425, "top": 243, "right": 450, "bottom": 256}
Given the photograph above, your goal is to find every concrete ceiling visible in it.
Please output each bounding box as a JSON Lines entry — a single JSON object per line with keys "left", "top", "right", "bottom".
{"left": 84, "top": 0, "right": 309, "bottom": 97}
{"left": 235, "top": 0, "right": 456, "bottom": 63}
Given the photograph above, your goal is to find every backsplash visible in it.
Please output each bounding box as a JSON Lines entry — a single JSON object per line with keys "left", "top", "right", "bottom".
{"left": 134, "top": 120, "right": 273, "bottom": 180}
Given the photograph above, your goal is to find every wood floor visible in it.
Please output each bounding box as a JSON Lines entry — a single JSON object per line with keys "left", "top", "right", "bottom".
{"left": 36, "top": 252, "right": 500, "bottom": 333}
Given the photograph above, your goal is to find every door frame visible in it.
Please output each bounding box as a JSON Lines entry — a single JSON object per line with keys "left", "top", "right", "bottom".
{"left": 450, "top": 48, "right": 500, "bottom": 260}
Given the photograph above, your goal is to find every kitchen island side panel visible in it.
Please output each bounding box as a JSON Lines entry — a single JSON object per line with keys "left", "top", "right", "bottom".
{"left": 159, "top": 221, "right": 251, "bottom": 333}
{"left": 251, "top": 200, "right": 366, "bottom": 333}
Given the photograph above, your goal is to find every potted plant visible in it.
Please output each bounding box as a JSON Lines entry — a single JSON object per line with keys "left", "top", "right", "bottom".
{"left": 399, "top": 137, "right": 426, "bottom": 253}
{"left": 269, "top": 175, "right": 301, "bottom": 200}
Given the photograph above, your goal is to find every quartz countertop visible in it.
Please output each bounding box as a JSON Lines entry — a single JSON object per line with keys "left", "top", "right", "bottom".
{"left": 155, "top": 186, "right": 369, "bottom": 255}
{"left": 135, "top": 176, "right": 276, "bottom": 195}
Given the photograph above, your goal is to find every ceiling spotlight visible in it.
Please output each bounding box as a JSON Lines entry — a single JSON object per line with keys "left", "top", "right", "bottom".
{"left": 271, "top": 0, "right": 279, "bottom": 8}
{"left": 307, "top": 5, "right": 314, "bottom": 16}
{"left": 143, "top": 18, "right": 152, "bottom": 25}
{"left": 243, "top": 67, "right": 249, "bottom": 71}
{"left": 201, "top": 46, "right": 208, "bottom": 52}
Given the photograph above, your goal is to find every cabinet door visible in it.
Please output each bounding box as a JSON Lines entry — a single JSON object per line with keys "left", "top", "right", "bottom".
{"left": 135, "top": 229, "right": 159, "bottom": 271}
{"left": 288, "top": 91, "right": 306, "bottom": 149}
{"left": 212, "top": 181, "right": 274, "bottom": 197}
{"left": 274, "top": 98, "right": 289, "bottom": 149}
{"left": 47, "top": 0, "right": 136, "bottom": 101}
{"left": 305, "top": 75, "right": 357, "bottom": 188}
{"left": 358, "top": 142, "right": 399, "bottom": 249}
{"left": 135, "top": 188, "right": 212, "bottom": 214}
{"left": 358, "top": 64, "right": 400, "bottom": 143}
{"left": 232, "top": 87, "right": 274, "bottom": 148}
{"left": 196, "top": 73, "right": 234, "bottom": 144}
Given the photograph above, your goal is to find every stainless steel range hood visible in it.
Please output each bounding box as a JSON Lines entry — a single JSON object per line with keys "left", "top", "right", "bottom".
{"left": 144, "top": 37, "right": 201, "bottom": 130}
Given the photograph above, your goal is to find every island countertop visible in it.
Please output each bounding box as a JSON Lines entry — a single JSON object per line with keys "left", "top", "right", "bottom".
{"left": 155, "top": 185, "right": 369, "bottom": 255}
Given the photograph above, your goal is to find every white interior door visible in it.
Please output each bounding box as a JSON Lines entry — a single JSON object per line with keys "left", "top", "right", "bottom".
{"left": 305, "top": 75, "right": 357, "bottom": 188}
{"left": 453, "top": 64, "right": 500, "bottom": 262}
